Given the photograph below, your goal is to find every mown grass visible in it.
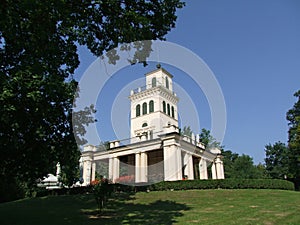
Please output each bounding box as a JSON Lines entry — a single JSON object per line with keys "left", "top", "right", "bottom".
{"left": 0, "top": 189, "right": 299, "bottom": 225}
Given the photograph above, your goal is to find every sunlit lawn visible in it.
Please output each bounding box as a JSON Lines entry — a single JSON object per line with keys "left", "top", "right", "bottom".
{"left": 1, "top": 189, "right": 299, "bottom": 225}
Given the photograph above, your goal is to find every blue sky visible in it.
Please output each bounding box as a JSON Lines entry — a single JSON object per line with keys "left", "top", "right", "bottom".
{"left": 74, "top": 0, "right": 300, "bottom": 164}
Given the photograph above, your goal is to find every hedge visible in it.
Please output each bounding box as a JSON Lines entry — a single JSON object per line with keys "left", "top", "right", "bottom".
{"left": 35, "top": 179, "right": 294, "bottom": 197}
{"left": 35, "top": 186, "right": 93, "bottom": 197}
{"left": 148, "top": 179, "right": 295, "bottom": 191}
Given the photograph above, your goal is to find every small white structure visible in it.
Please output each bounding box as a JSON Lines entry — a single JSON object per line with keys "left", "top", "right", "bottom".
{"left": 80, "top": 66, "right": 225, "bottom": 185}
{"left": 38, "top": 162, "right": 62, "bottom": 189}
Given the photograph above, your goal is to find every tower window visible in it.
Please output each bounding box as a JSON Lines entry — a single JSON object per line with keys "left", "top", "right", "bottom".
{"left": 171, "top": 106, "right": 175, "bottom": 118}
{"left": 165, "top": 77, "right": 169, "bottom": 89}
{"left": 142, "top": 102, "right": 147, "bottom": 115}
{"left": 136, "top": 104, "right": 140, "bottom": 117}
{"left": 163, "top": 101, "right": 166, "bottom": 113}
{"left": 167, "top": 103, "right": 170, "bottom": 116}
{"left": 152, "top": 77, "right": 156, "bottom": 87}
{"left": 142, "top": 123, "right": 148, "bottom": 127}
{"left": 149, "top": 100, "right": 154, "bottom": 113}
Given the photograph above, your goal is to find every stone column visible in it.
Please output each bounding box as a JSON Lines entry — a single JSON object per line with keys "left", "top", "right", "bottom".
{"left": 112, "top": 157, "right": 120, "bottom": 183}
{"left": 91, "top": 162, "right": 96, "bottom": 181}
{"left": 215, "top": 155, "right": 225, "bottom": 179}
{"left": 108, "top": 157, "right": 113, "bottom": 181}
{"left": 140, "top": 152, "right": 148, "bottom": 183}
{"left": 199, "top": 158, "right": 208, "bottom": 180}
{"left": 176, "top": 147, "right": 182, "bottom": 180}
{"left": 164, "top": 145, "right": 182, "bottom": 181}
{"left": 135, "top": 152, "right": 148, "bottom": 183}
{"left": 163, "top": 146, "right": 170, "bottom": 180}
{"left": 82, "top": 160, "right": 91, "bottom": 186}
{"left": 211, "top": 162, "right": 217, "bottom": 180}
{"left": 135, "top": 153, "right": 141, "bottom": 183}
{"left": 183, "top": 153, "right": 194, "bottom": 180}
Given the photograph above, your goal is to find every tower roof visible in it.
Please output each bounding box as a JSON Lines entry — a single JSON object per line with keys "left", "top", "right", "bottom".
{"left": 145, "top": 66, "right": 173, "bottom": 78}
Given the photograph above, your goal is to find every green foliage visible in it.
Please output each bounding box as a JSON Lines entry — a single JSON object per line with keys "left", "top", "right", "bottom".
{"left": 180, "top": 127, "right": 222, "bottom": 150}
{"left": 221, "top": 150, "right": 239, "bottom": 178}
{"left": 286, "top": 90, "right": 300, "bottom": 179}
{"left": 264, "top": 90, "right": 300, "bottom": 188}
{"left": 265, "top": 141, "right": 289, "bottom": 179}
{"left": 92, "top": 179, "right": 113, "bottom": 213}
{"left": 181, "top": 126, "right": 193, "bottom": 137}
{"left": 199, "top": 128, "right": 222, "bottom": 149}
{"left": 229, "top": 154, "right": 262, "bottom": 179}
{"left": 149, "top": 179, "right": 294, "bottom": 191}
{"left": 222, "top": 150, "right": 266, "bottom": 179}
{"left": 0, "top": 0, "right": 184, "bottom": 201}
{"left": 182, "top": 128, "right": 268, "bottom": 179}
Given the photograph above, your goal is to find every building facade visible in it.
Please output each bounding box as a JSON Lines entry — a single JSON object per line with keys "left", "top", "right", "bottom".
{"left": 80, "top": 66, "right": 224, "bottom": 186}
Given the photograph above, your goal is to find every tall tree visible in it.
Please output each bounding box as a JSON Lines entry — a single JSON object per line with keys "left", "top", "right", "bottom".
{"left": 264, "top": 142, "right": 289, "bottom": 179}
{"left": 190, "top": 128, "right": 265, "bottom": 179}
{"left": 221, "top": 150, "right": 265, "bottom": 179}
{"left": 199, "top": 128, "right": 222, "bottom": 150}
{"left": 0, "top": 0, "right": 184, "bottom": 201}
{"left": 230, "top": 154, "right": 263, "bottom": 179}
{"left": 221, "top": 150, "right": 238, "bottom": 178}
{"left": 286, "top": 90, "right": 300, "bottom": 180}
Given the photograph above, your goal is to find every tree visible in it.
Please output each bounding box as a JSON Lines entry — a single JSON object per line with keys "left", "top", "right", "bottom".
{"left": 220, "top": 150, "right": 265, "bottom": 179}
{"left": 286, "top": 90, "right": 300, "bottom": 180}
{"left": 182, "top": 128, "right": 265, "bottom": 179}
{"left": 197, "top": 128, "right": 266, "bottom": 178}
{"left": 221, "top": 150, "right": 239, "bottom": 178}
{"left": 264, "top": 142, "right": 289, "bottom": 179}
{"left": 230, "top": 154, "right": 263, "bottom": 179}
{"left": 181, "top": 126, "right": 193, "bottom": 137}
{"left": 199, "top": 128, "right": 222, "bottom": 150}
{"left": 0, "top": 0, "right": 184, "bottom": 201}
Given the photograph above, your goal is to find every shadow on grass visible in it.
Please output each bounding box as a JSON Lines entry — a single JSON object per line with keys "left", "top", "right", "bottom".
{"left": 83, "top": 192, "right": 190, "bottom": 225}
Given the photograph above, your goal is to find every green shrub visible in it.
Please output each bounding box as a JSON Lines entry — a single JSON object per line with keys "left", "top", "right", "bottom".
{"left": 92, "top": 179, "right": 113, "bottom": 213}
{"left": 149, "top": 179, "right": 294, "bottom": 191}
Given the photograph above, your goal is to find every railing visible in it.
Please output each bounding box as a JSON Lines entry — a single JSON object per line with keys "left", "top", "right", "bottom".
{"left": 132, "top": 85, "right": 147, "bottom": 94}
{"left": 131, "top": 82, "right": 176, "bottom": 96}
{"left": 83, "top": 128, "right": 206, "bottom": 152}
{"left": 108, "top": 127, "right": 205, "bottom": 150}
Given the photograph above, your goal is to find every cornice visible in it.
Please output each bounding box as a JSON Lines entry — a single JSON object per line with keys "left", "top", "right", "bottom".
{"left": 129, "top": 86, "right": 179, "bottom": 104}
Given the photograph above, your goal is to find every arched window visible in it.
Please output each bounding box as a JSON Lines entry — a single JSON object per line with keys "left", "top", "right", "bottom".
{"left": 149, "top": 100, "right": 154, "bottom": 113}
{"left": 142, "top": 123, "right": 148, "bottom": 127}
{"left": 163, "top": 101, "right": 166, "bottom": 113}
{"left": 167, "top": 103, "right": 170, "bottom": 116}
{"left": 136, "top": 104, "right": 140, "bottom": 117}
{"left": 152, "top": 77, "right": 156, "bottom": 87}
{"left": 171, "top": 106, "right": 175, "bottom": 118}
{"left": 142, "top": 102, "right": 147, "bottom": 115}
{"left": 165, "top": 77, "right": 169, "bottom": 89}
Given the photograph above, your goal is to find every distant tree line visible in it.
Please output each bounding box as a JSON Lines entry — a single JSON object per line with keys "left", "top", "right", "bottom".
{"left": 264, "top": 90, "right": 300, "bottom": 189}
{"left": 181, "top": 127, "right": 267, "bottom": 179}
{"left": 183, "top": 89, "right": 300, "bottom": 188}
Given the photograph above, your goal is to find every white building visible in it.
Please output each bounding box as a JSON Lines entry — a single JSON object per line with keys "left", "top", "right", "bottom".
{"left": 80, "top": 66, "right": 224, "bottom": 186}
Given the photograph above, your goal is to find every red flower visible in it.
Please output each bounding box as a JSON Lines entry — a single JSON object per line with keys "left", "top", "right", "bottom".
{"left": 115, "top": 175, "right": 135, "bottom": 183}
{"left": 90, "top": 179, "right": 100, "bottom": 186}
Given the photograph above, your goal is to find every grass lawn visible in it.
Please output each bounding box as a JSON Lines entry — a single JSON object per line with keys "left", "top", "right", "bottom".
{"left": 0, "top": 189, "right": 300, "bottom": 225}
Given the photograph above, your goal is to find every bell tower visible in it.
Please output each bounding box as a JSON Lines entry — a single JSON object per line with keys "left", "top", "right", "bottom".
{"left": 129, "top": 65, "right": 179, "bottom": 142}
